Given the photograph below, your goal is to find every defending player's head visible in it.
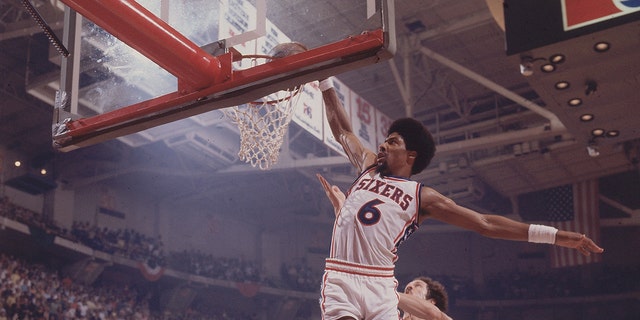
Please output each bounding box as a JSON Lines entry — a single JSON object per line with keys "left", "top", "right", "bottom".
{"left": 387, "top": 118, "right": 436, "bottom": 175}
{"left": 405, "top": 276, "right": 449, "bottom": 312}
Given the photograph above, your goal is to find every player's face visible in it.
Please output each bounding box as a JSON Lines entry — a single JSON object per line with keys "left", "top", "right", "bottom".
{"left": 376, "top": 132, "right": 412, "bottom": 175}
{"left": 404, "top": 279, "right": 429, "bottom": 299}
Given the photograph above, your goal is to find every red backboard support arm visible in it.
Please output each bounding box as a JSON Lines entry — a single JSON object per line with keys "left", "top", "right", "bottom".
{"left": 53, "top": 1, "right": 395, "bottom": 151}
{"left": 59, "top": 0, "right": 223, "bottom": 92}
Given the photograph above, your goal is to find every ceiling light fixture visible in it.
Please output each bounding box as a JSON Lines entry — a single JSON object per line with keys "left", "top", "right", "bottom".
{"left": 520, "top": 56, "right": 534, "bottom": 76}
{"left": 586, "top": 144, "right": 600, "bottom": 157}
{"left": 14, "top": 161, "right": 21, "bottom": 167}
{"left": 594, "top": 41, "right": 610, "bottom": 52}
{"left": 550, "top": 54, "right": 565, "bottom": 64}
{"left": 555, "top": 81, "right": 570, "bottom": 90}
{"left": 585, "top": 80, "right": 597, "bottom": 96}
{"left": 606, "top": 130, "right": 619, "bottom": 138}
{"left": 586, "top": 138, "right": 600, "bottom": 157}
{"left": 591, "top": 128, "right": 605, "bottom": 137}
{"left": 568, "top": 98, "right": 582, "bottom": 106}
{"left": 580, "top": 114, "right": 594, "bottom": 122}
{"left": 541, "top": 63, "right": 556, "bottom": 73}
{"left": 405, "top": 19, "right": 426, "bottom": 33}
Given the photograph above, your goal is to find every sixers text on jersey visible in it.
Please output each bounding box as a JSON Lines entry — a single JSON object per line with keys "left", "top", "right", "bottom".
{"left": 353, "top": 177, "right": 415, "bottom": 210}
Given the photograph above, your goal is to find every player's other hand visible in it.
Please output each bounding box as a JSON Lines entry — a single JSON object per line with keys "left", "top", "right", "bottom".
{"left": 316, "top": 174, "right": 346, "bottom": 216}
{"left": 555, "top": 231, "right": 604, "bottom": 256}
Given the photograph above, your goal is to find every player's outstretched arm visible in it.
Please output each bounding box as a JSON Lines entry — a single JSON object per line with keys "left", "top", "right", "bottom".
{"left": 320, "top": 78, "right": 376, "bottom": 172}
{"left": 419, "top": 187, "right": 604, "bottom": 256}
{"left": 398, "top": 293, "right": 452, "bottom": 320}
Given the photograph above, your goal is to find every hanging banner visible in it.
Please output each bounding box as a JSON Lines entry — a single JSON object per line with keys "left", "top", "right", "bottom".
{"left": 562, "top": 0, "right": 640, "bottom": 31}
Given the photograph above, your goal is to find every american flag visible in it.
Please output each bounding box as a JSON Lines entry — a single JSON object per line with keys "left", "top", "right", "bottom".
{"left": 545, "top": 180, "right": 601, "bottom": 268}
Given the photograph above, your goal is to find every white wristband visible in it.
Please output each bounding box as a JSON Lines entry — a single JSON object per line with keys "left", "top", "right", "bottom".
{"left": 528, "top": 224, "right": 558, "bottom": 244}
{"left": 319, "top": 78, "right": 334, "bottom": 91}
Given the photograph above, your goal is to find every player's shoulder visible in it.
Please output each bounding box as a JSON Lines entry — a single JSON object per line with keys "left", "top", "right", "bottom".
{"left": 420, "top": 186, "right": 453, "bottom": 203}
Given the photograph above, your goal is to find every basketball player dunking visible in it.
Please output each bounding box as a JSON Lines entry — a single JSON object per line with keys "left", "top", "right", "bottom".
{"left": 317, "top": 77, "right": 603, "bottom": 320}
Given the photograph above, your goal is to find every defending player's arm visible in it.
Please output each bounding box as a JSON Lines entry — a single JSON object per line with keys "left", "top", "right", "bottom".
{"left": 320, "top": 78, "right": 377, "bottom": 172}
{"left": 419, "top": 187, "right": 604, "bottom": 255}
{"left": 398, "top": 293, "right": 453, "bottom": 320}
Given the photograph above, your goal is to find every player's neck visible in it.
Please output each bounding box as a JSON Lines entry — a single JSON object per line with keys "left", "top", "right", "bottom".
{"left": 375, "top": 166, "right": 412, "bottom": 179}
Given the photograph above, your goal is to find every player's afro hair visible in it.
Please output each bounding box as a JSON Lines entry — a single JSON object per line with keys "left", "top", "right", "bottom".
{"left": 388, "top": 118, "right": 436, "bottom": 175}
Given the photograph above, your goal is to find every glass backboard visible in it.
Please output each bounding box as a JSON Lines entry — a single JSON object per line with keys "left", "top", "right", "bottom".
{"left": 49, "top": 0, "right": 396, "bottom": 164}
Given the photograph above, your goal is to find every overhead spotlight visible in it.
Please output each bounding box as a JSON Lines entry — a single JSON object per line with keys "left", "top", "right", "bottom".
{"left": 549, "top": 54, "right": 565, "bottom": 64}
{"left": 404, "top": 19, "right": 426, "bottom": 33}
{"left": 514, "top": 143, "right": 522, "bottom": 156}
{"left": 593, "top": 41, "right": 610, "bottom": 52}
{"left": 541, "top": 63, "right": 556, "bottom": 73}
{"left": 519, "top": 56, "right": 534, "bottom": 76}
{"left": 14, "top": 161, "right": 21, "bottom": 167}
{"left": 555, "top": 81, "right": 570, "bottom": 90}
{"left": 40, "top": 169, "right": 47, "bottom": 175}
{"left": 587, "top": 138, "right": 600, "bottom": 157}
{"left": 585, "top": 80, "right": 597, "bottom": 96}
{"left": 530, "top": 140, "right": 540, "bottom": 152}
{"left": 591, "top": 128, "right": 605, "bottom": 137}
{"left": 522, "top": 141, "right": 531, "bottom": 154}
{"left": 606, "top": 130, "right": 620, "bottom": 138}
{"left": 568, "top": 98, "right": 582, "bottom": 107}
{"left": 587, "top": 144, "right": 600, "bottom": 157}
{"left": 580, "top": 114, "right": 594, "bottom": 122}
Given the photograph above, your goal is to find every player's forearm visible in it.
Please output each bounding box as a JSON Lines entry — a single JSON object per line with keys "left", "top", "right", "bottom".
{"left": 485, "top": 217, "right": 604, "bottom": 255}
{"left": 320, "top": 78, "right": 353, "bottom": 134}
{"left": 481, "top": 214, "right": 530, "bottom": 241}
{"left": 398, "top": 293, "right": 452, "bottom": 320}
{"left": 320, "top": 78, "right": 371, "bottom": 170}
{"left": 484, "top": 215, "right": 577, "bottom": 244}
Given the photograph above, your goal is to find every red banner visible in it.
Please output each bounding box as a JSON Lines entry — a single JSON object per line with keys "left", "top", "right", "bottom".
{"left": 563, "top": 0, "right": 640, "bottom": 30}
{"left": 235, "top": 282, "right": 261, "bottom": 297}
{"left": 137, "top": 261, "right": 165, "bottom": 281}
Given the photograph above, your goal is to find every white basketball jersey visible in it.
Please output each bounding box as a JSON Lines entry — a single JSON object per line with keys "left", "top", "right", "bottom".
{"left": 329, "top": 166, "right": 422, "bottom": 267}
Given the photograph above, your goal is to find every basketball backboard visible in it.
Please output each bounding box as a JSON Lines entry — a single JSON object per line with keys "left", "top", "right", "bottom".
{"left": 50, "top": 0, "right": 396, "bottom": 155}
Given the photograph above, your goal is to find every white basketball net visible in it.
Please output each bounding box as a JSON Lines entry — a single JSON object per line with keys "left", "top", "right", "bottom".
{"left": 224, "top": 85, "right": 304, "bottom": 170}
